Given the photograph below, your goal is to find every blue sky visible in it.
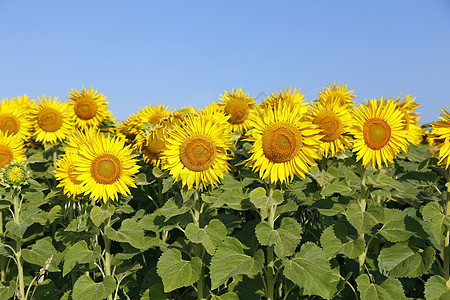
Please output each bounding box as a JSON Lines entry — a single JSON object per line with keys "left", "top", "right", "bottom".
{"left": 1, "top": 0, "right": 449, "bottom": 124}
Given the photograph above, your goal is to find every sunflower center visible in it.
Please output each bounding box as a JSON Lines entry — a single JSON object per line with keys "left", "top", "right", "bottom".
{"left": 149, "top": 113, "right": 165, "bottom": 125}
{"left": 363, "top": 118, "right": 391, "bottom": 150}
{"left": 224, "top": 97, "right": 249, "bottom": 124}
{"left": 74, "top": 96, "right": 98, "bottom": 120}
{"left": 262, "top": 122, "right": 302, "bottom": 163}
{"left": 0, "top": 114, "right": 19, "bottom": 135}
{"left": 37, "top": 107, "right": 63, "bottom": 132}
{"left": 68, "top": 165, "right": 80, "bottom": 184}
{"left": 180, "top": 134, "right": 216, "bottom": 172}
{"left": 314, "top": 112, "right": 343, "bottom": 142}
{"left": 0, "top": 146, "right": 13, "bottom": 169}
{"left": 91, "top": 154, "right": 122, "bottom": 184}
{"left": 145, "top": 135, "right": 165, "bottom": 159}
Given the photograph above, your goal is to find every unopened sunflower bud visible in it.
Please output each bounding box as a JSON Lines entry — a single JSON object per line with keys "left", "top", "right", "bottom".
{"left": 39, "top": 267, "right": 45, "bottom": 276}
{"left": 15, "top": 290, "right": 22, "bottom": 299}
{"left": 44, "top": 255, "right": 53, "bottom": 271}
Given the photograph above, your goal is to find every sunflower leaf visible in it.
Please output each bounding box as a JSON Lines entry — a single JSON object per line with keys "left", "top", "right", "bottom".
{"left": 345, "top": 203, "right": 380, "bottom": 234}
{"left": 185, "top": 219, "right": 227, "bottom": 255}
{"left": 209, "top": 237, "right": 264, "bottom": 290}
{"left": 378, "top": 242, "right": 435, "bottom": 278}
{"left": 321, "top": 178, "right": 352, "bottom": 197}
{"left": 22, "top": 236, "right": 61, "bottom": 272}
{"left": 255, "top": 217, "right": 302, "bottom": 258}
{"left": 89, "top": 205, "right": 115, "bottom": 227}
{"left": 105, "top": 219, "right": 163, "bottom": 250}
{"left": 320, "top": 223, "right": 365, "bottom": 259}
{"left": 250, "top": 187, "right": 283, "bottom": 220}
{"left": 425, "top": 275, "right": 450, "bottom": 300}
{"left": 379, "top": 208, "right": 413, "bottom": 242}
{"left": 156, "top": 248, "right": 202, "bottom": 292}
{"left": 422, "top": 202, "right": 449, "bottom": 244}
{"left": 356, "top": 274, "right": 406, "bottom": 300}
{"left": 0, "top": 281, "right": 16, "bottom": 300}
{"left": 282, "top": 242, "right": 335, "bottom": 299}
{"left": 63, "top": 241, "right": 101, "bottom": 277}
{"left": 72, "top": 275, "right": 116, "bottom": 300}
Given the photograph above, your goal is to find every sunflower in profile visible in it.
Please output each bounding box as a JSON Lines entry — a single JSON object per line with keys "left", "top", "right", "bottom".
{"left": 261, "top": 87, "right": 306, "bottom": 110}
{"left": 73, "top": 133, "right": 140, "bottom": 203}
{"left": 319, "top": 82, "right": 356, "bottom": 106}
{"left": 134, "top": 125, "right": 166, "bottom": 166}
{"left": 246, "top": 104, "right": 323, "bottom": 184}
{"left": 0, "top": 132, "right": 26, "bottom": 170}
{"left": 32, "top": 95, "right": 74, "bottom": 144}
{"left": 431, "top": 107, "right": 450, "bottom": 169}
{"left": 349, "top": 98, "right": 409, "bottom": 169}
{"left": 64, "top": 127, "right": 101, "bottom": 154}
{"left": 393, "top": 92, "right": 422, "bottom": 146}
{"left": 217, "top": 88, "right": 256, "bottom": 133}
{"left": 68, "top": 86, "right": 114, "bottom": 130}
{"left": 308, "top": 96, "right": 353, "bottom": 157}
{"left": 54, "top": 151, "right": 84, "bottom": 199}
{"left": 160, "top": 113, "right": 233, "bottom": 189}
{"left": 0, "top": 98, "right": 33, "bottom": 140}
{"left": 11, "top": 95, "right": 37, "bottom": 111}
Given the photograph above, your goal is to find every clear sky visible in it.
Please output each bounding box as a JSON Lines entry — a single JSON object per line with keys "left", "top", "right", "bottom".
{"left": 1, "top": 0, "right": 449, "bottom": 124}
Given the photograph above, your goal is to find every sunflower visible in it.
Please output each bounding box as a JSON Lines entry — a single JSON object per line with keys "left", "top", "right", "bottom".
{"left": 431, "top": 107, "right": 450, "bottom": 169}
{"left": 32, "top": 95, "right": 74, "bottom": 144}
{"left": 260, "top": 87, "right": 306, "bottom": 110}
{"left": 54, "top": 151, "right": 84, "bottom": 199}
{"left": 134, "top": 125, "right": 167, "bottom": 166}
{"left": 308, "top": 96, "right": 353, "bottom": 157}
{"left": 246, "top": 104, "right": 323, "bottom": 184}
{"left": 393, "top": 92, "right": 422, "bottom": 146}
{"left": 349, "top": 98, "right": 409, "bottom": 169}
{"left": 0, "top": 132, "right": 26, "bottom": 169}
{"left": 64, "top": 127, "right": 101, "bottom": 155}
{"left": 68, "top": 86, "right": 114, "bottom": 130}
{"left": 160, "top": 113, "right": 233, "bottom": 189}
{"left": 0, "top": 98, "right": 33, "bottom": 140}
{"left": 217, "top": 88, "right": 256, "bottom": 133}
{"left": 319, "top": 82, "right": 356, "bottom": 106}
{"left": 73, "top": 133, "right": 140, "bottom": 203}
{"left": 11, "top": 95, "right": 37, "bottom": 111}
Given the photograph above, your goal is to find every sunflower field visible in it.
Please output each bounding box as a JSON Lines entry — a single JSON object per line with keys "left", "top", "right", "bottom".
{"left": 0, "top": 84, "right": 450, "bottom": 300}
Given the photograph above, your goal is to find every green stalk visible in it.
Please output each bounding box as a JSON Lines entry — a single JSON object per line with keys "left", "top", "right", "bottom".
{"left": 444, "top": 176, "right": 450, "bottom": 285}
{"left": 192, "top": 189, "right": 205, "bottom": 300}
{"left": 264, "top": 184, "right": 276, "bottom": 300}
{"left": 358, "top": 165, "right": 367, "bottom": 275}
{"left": 12, "top": 188, "right": 25, "bottom": 299}
{"left": 0, "top": 209, "right": 6, "bottom": 282}
{"left": 102, "top": 201, "right": 113, "bottom": 300}
{"left": 197, "top": 263, "right": 204, "bottom": 300}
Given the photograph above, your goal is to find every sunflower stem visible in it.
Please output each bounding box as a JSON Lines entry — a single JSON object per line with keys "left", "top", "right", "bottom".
{"left": 102, "top": 201, "right": 113, "bottom": 300}
{"left": 264, "top": 183, "right": 276, "bottom": 300}
{"left": 12, "top": 188, "right": 25, "bottom": 299}
{"left": 358, "top": 165, "right": 367, "bottom": 276}
{"left": 444, "top": 177, "right": 450, "bottom": 285}
{"left": 0, "top": 209, "right": 6, "bottom": 282}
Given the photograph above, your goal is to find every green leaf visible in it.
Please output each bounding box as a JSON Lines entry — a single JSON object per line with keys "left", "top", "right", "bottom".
{"left": 377, "top": 242, "right": 435, "bottom": 278}
{"left": 63, "top": 241, "right": 101, "bottom": 276}
{"left": 320, "top": 223, "right": 365, "bottom": 259}
{"left": 345, "top": 203, "right": 379, "bottom": 234}
{"left": 255, "top": 217, "right": 302, "bottom": 258}
{"left": 425, "top": 275, "right": 450, "bottom": 300}
{"left": 309, "top": 169, "right": 335, "bottom": 187}
{"left": 422, "top": 202, "right": 448, "bottom": 243}
{"left": 210, "top": 292, "right": 239, "bottom": 300}
{"left": 22, "top": 237, "right": 60, "bottom": 272}
{"left": 250, "top": 187, "right": 283, "bottom": 219}
{"left": 89, "top": 205, "right": 115, "bottom": 227}
{"left": 0, "top": 200, "right": 10, "bottom": 210}
{"left": 282, "top": 242, "right": 334, "bottom": 299}
{"left": 274, "top": 200, "right": 298, "bottom": 219}
{"left": 0, "top": 281, "right": 16, "bottom": 300}
{"left": 312, "top": 196, "right": 350, "bottom": 216}
{"left": 185, "top": 219, "right": 227, "bottom": 255}
{"left": 368, "top": 172, "right": 404, "bottom": 192}
{"left": 321, "top": 178, "right": 352, "bottom": 197}
{"left": 210, "top": 237, "right": 264, "bottom": 290}
{"left": 72, "top": 275, "right": 116, "bottom": 300}
{"left": 152, "top": 197, "right": 189, "bottom": 220}
{"left": 105, "top": 219, "right": 162, "bottom": 250}
{"left": 379, "top": 208, "right": 413, "bottom": 242}
{"left": 156, "top": 248, "right": 202, "bottom": 292}
{"left": 356, "top": 274, "right": 406, "bottom": 300}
